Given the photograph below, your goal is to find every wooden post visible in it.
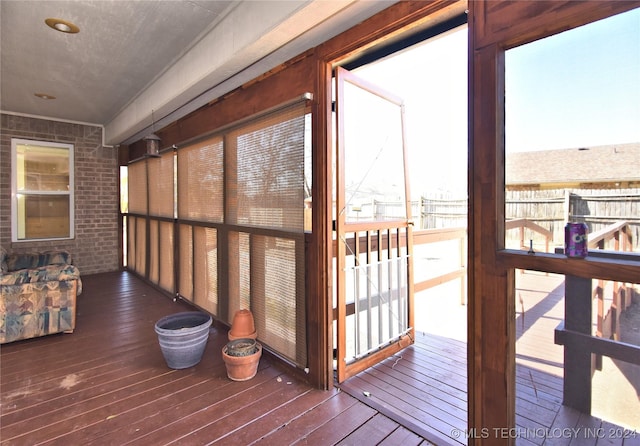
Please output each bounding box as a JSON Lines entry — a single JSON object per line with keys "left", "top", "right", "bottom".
{"left": 460, "top": 234, "right": 466, "bottom": 305}
{"left": 561, "top": 274, "right": 594, "bottom": 413}
{"left": 563, "top": 189, "right": 571, "bottom": 223}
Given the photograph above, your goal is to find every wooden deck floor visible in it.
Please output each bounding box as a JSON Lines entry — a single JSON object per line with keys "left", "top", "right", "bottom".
{"left": 2, "top": 271, "right": 638, "bottom": 445}
{"left": 1, "top": 271, "right": 432, "bottom": 446}
{"left": 338, "top": 272, "right": 640, "bottom": 446}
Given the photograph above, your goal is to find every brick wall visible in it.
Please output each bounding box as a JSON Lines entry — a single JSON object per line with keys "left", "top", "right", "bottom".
{"left": 1, "top": 113, "right": 120, "bottom": 274}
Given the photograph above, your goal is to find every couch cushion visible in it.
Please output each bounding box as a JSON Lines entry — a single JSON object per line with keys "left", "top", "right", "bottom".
{"left": 0, "top": 279, "right": 77, "bottom": 343}
{"left": 0, "top": 264, "right": 81, "bottom": 286}
{"left": 5, "top": 250, "right": 73, "bottom": 272}
{"left": 38, "top": 250, "right": 72, "bottom": 267}
{"left": 6, "top": 252, "right": 40, "bottom": 271}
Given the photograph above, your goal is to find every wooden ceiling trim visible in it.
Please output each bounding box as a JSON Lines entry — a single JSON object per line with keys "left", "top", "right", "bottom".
{"left": 473, "top": 0, "right": 640, "bottom": 50}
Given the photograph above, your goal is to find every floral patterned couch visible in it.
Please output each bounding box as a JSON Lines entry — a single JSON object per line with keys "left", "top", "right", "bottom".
{"left": 1, "top": 247, "right": 82, "bottom": 344}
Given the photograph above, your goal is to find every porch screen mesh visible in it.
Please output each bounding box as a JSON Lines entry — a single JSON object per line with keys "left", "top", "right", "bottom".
{"left": 149, "top": 220, "right": 159, "bottom": 284}
{"left": 179, "top": 224, "right": 193, "bottom": 301}
{"left": 128, "top": 99, "right": 310, "bottom": 368}
{"left": 228, "top": 105, "right": 305, "bottom": 231}
{"left": 251, "top": 235, "right": 306, "bottom": 365}
{"left": 193, "top": 226, "right": 218, "bottom": 316}
{"left": 148, "top": 152, "right": 175, "bottom": 294}
{"left": 128, "top": 161, "right": 147, "bottom": 215}
{"left": 135, "top": 217, "right": 146, "bottom": 277}
{"left": 224, "top": 101, "right": 307, "bottom": 367}
{"left": 227, "top": 231, "right": 251, "bottom": 321}
{"left": 177, "top": 135, "right": 224, "bottom": 222}
{"left": 159, "top": 221, "right": 174, "bottom": 292}
{"left": 148, "top": 152, "right": 175, "bottom": 218}
{"left": 127, "top": 160, "right": 147, "bottom": 278}
{"left": 127, "top": 216, "right": 136, "bottom": 272}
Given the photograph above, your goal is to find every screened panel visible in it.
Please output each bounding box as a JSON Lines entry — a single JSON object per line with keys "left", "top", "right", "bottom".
{"left": 148, "top": 152, "right": 175, "bottom": 218}
{"left": 128, "top": 160, "right": 147, "bottom": 215}
{"left": 228, "top": 103, "right": 306, "bottom": 231}
{"left": 179, "top": 224, "right": 193, "bottom": 301}
{"left": 124, "top": 98, "right": 310, "bottom": 371}
{"left": 193, "top": 227, "right": 218, "bottom": 316}
{"left": 159, "top": 221, "right": 175, "bottom": 293}
{"left": 341, "top": 80, "right": 406, "bottom": 223}
{"left": 227, "top": 231, "right": 251, "bottom": 324}
{"left": 127, "top": 216, "right": 136, "bottom": 271}
{"left": 135, "top": 217, "right": 146, "bottom": 277}
{"left": 177, "top": 135, "right": 224, "bottom": 222}
{"left": 251, "top": 235, "right": 306, "bottom": 366}
{"left": 505, "top": 9, "right": 640, "bottom": 254}
{"left": 149, "top": 220, "right": 159, "bottom": 284}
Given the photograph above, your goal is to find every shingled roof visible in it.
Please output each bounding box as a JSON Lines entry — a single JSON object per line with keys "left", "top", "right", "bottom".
{"left": 505, "top": 142, "right": 640, "bottom": 187}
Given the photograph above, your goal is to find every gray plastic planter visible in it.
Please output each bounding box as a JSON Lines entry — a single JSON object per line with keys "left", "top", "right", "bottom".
{"left": 155, "top": 311, "right": 212, "bottom": 369}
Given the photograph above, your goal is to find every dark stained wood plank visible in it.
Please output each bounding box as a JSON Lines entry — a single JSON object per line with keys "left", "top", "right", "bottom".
{"left": 336, "top": 413, "right": 402, "bottom": 445}
{"left": 220, "top": 387, "right": 343, "bottom": 445}
{"left": 337, "top": 372, "right": 463, "bottom": 446}
{"left": 5, "top": 271, "right": 635, "bottom": 446}
{"left": 292, "top": 402, "right": 377, "bottom": 445}
{"left": 378, "top": 425, "right": 431, "bottom": 446}
{"left": 171, "top": 379, "right": 318, "bottom": 444}
{"left": 87, "top": 366, "right": 283, "bottom": 445}
{"left": 340, "top": 270, "right": 637, "bottom": 446}
{"left": 1, "top": 271, "right": 434, "bottom": 446}
{"left": 369, "top": 361, "right": 467, "bottom": 413}
{"left": 252, "top": 390, "right": 357, "bottom": 445}
{"left": 358, "top": 365, "right": 467, "bottom": 428}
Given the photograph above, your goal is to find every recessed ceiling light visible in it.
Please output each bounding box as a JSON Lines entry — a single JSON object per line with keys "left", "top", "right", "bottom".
{"left": 34, "top": 93, "right": 57, "bottom": 100}
{"left": 45, "top": 18, "right": 79, "bottom": 34}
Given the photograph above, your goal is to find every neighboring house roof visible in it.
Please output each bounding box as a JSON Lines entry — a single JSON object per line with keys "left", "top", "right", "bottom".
{"left": 505, "top": 142, "right": 640, "bottom": 186}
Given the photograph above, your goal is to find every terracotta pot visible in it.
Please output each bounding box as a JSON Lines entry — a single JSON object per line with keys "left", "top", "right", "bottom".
{"left": 226, "top": 338, "right": 257, "bottom": 357}
{"left": 228, "top": 309, "right": 257, "bottom": 341}
{"left": 222, "top": 341, "right": 262, "bottom": 381}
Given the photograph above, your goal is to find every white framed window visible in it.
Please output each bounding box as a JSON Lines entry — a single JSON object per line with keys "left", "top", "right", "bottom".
{"left": 11, "top": 138, "right": 75, "bottom": 241}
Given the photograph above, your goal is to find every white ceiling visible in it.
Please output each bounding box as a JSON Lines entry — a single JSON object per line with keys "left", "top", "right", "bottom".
{"left": 0, "top": 0, "right": 396, "bottom": 146}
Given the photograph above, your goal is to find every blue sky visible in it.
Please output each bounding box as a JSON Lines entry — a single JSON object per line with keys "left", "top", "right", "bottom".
{"left": 349, "top": 7, "right": 639, "bottom": 198}
{"left": 505, "top": 7, "right": 640, "bottom": 152}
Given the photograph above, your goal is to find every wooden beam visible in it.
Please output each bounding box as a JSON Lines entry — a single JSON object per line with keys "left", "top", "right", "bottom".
{"left": 557, "top": 275, "right": 593, "bottom": 413}
{"left": 555, "top": 324, "right": 640, "bottom": 366}
{"left": 497, "top": 249, "right": 640, "bottom": 283}
{"left": 414, "top": 267, "right": 466, "bottom": 293}
{"left": 307, "top": 54, "right": 333, "bottom": 390}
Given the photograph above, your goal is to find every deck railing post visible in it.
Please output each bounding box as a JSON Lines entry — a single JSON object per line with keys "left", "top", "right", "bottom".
{"left": 561, "top": 274, "right": 594, "bottom": 413}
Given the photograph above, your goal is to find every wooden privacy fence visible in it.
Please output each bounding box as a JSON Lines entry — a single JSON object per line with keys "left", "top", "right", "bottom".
{"left": 505, "top": 189, "right": 640, "bottom": 251}
{"left": 344, "top": 190, "right": 639, "bottom": 250}
{"left": 505, "top": 218, "right": 552, "bottom": 252}
{"left": 420, "top": 195, "right": 467, "bottom": 229}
